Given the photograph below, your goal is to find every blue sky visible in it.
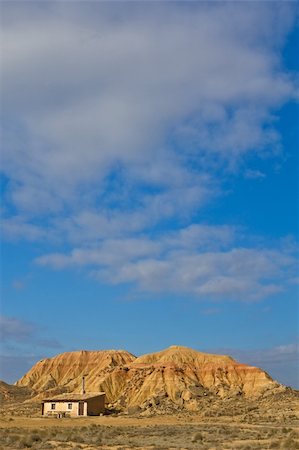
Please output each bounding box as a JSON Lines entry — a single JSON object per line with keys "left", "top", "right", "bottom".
{"left": 1, "top": 1, "right": 298, "bottom": 388}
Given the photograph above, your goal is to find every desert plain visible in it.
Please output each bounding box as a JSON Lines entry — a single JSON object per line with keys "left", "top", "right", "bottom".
{"left": 0, "top": 346, "right": 298, "bottom": 449}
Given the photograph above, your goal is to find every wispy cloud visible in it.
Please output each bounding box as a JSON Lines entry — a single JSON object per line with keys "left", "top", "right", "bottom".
{"left": 201, "top": 307, "right": 221, "bottom": 316}
{"left": 214, "top": 343, "right": 299, "bottom": 388}
{"left": 0, "top": 316, "right": 36, "bottom": 343}
{"left": 0, "top": 354, "right": 42, "bottom": 384}
{"left": 244, "top": 169, "right": 266, "bottom": 180}
{"left": 36, "top": 227, "right": 296, "bottom": 301}
{"left": 0, "top": 315, "right": 62, "bottom": 349}
{"left": 1, "top": 2, "right": 298, "bottom": 302}
{"left": 1, "top": 216, "right": 50, "bottom": 242}
{"left": 1, "top": 2, "right": 296, "bottom": 214}
{"left": 11, "top": 280, "right": 26, "bottom": 291}
{"left": 229, "top": 343, "right": 299, "bottom": 366}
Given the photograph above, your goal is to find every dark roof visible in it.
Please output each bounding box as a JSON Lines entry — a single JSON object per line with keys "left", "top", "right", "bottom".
{"left": 42, "top": 392, "right": 105, "bottom": 402}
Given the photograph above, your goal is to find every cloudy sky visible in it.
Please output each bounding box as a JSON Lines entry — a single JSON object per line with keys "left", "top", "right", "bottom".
{"left": 1, "top": 1, "right": 298, "bottom": 388}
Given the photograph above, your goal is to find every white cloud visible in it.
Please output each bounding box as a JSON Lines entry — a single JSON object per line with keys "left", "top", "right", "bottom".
{"left": 37, "top": 237, "right": 161, "bottom": 269}
{"left": 1, "top": 2, "right": 296, "bottom": 215}
{"left": 1, "top": 2, "right": 297, "bottom": 302}
{"left": 36, "top": 226, "right": 296, "bottom": 301}
{"left": 106, "top": 248, "right": 293, "bottom": 300}
{"left": 166, "top": 224, "right": 236, "bottom": 251}
{"left": 244, "top": 169, "right": 266, "bottom": 180}
{"left": 1, "top": 216, "right": 50, "bottom": 242}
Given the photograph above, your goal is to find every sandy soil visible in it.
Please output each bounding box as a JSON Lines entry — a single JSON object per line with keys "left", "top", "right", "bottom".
{"left": 0, "top": 412, "right": 298, "bottom": 449}
{"left": 1, "top": 391, "right": 298, "bottom": 449}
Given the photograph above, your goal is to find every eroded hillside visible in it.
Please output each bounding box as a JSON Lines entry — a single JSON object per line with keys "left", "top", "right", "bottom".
{"left": 16, "top": 345, "right": 285, "bottom": 410}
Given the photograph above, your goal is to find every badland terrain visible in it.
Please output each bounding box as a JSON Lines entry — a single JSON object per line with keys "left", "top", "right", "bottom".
{"left": 1, "top": 346, "right": 298, "bottom": 449}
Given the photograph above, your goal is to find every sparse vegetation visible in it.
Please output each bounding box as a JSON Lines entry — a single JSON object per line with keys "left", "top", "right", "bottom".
{"left": 0, "top": 418, "right": 298, "bottom": 449}
{"left": 1, "top": 358, "right": 298, "bottom": 449}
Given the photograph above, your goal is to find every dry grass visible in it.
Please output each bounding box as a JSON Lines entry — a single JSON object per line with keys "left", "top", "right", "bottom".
{"left": 0, "top": 420, "right": 298, "bottom": 449}
{"left": 0, "top": 391, "right": 298, "bottom": 449}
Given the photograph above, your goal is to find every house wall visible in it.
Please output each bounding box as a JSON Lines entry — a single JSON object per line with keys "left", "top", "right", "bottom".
{"left": 86, "top": 395, "right": 105, "bottom": 415}
{"left": 43, "top": 401, "right": 82, "bottom": 416}
{"left": 43, "top": 395, "right": 105, "bottom": 416}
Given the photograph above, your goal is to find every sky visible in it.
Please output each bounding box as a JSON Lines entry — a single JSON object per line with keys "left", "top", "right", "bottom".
{"left": 0, "top": 1, "right": 298, "bottom": 389}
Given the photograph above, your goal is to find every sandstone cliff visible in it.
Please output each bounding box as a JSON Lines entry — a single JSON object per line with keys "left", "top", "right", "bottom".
{"left": 16, "top": 346, "right": 283, "bottom": 410}
{"left": 16, "top": 349, "right": 136, "bottom": 396}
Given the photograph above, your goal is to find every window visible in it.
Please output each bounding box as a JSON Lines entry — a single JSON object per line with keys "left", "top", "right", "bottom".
{"left": 51, "top": 403, "right": 56, "bottom": 410}
{"left": 68, "top": 403, "right": 72, "bottom": 410}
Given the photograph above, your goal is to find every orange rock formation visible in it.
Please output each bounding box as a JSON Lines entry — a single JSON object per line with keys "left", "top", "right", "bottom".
{"left": 16, "top": 346, "right": 283, "bottom": 409}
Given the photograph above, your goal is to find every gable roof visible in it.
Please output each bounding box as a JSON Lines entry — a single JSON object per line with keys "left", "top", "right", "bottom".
{"left": 42, "top": 392, "right": 105, "bottom": 402}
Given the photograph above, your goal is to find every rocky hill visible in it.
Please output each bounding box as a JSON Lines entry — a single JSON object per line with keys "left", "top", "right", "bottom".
{"left": 16, "top": 349, "right": 135, "bottom": 398}
{"left": 15, "top": 346, "right": 285, "bottom": 411}
{"left": 0, "top": 380, "right": 32, "bottom": 404}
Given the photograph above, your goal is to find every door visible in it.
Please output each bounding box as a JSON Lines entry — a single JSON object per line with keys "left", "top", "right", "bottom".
{"left": 78, "top": 401, "right": 84, "bottom": 416}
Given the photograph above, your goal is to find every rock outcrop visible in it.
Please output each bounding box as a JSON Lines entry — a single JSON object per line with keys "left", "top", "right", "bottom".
{"left": 0, "top": 380, "right": 32, "bottom": 404}
{"left": 16, "top": 346, "right": 283, "bottom": 410}
{"left": 16, "top": 349, "right": 136, "bottom": 396}
{"left": 97, "top": 346, "right": 282, "bottom": 410}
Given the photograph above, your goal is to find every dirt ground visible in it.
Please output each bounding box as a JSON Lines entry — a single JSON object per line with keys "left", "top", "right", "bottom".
{"left": 1, "top": 393, "right": 298, "bottom": 449}
{"left": 0, "top": 412, "right": 299, "bottom": 449}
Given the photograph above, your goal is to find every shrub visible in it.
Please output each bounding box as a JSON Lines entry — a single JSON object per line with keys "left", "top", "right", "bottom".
{"left": 8, "top": 433, "right": 20, "bottom": 441}
{"left": 30, "top": 433, "right": 41, "bottom": 443}
{"left": 281, "top": 437, "right": 297, "bottom": 449}
{"left": 91, "top": 435, "right": 103, "bottom": 445}
{"left": 70, "top": 433, "right": 84, "bottom": 443}
{"left": 54, "top": 432, "right": 69, "bottom": 442}
{"left": 18, "top": 438, "right": 33, "bottom": 448}
{"left": 268, "top": 442, "right": 280, "bottom": 449}
{"left": 191, "top": 432, "right": 203, "bottom": 442}
{"left": 39, "top": 444, "right": 54, "bottom": 450}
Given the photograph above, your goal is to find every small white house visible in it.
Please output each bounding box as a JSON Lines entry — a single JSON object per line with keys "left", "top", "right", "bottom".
{"left": 42, "top": 392, "right": 105, "bottom": 417}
